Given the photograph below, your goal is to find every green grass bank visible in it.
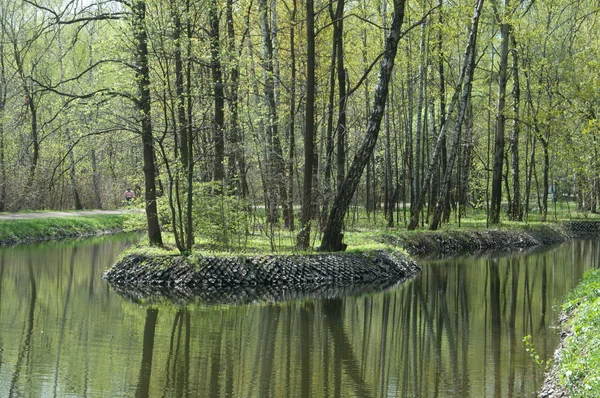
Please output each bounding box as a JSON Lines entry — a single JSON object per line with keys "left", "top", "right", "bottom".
{"left": 540, "top": 269, "right": 600, "bottom": 398}
{"left": 0, "top": 214, "right": 136, "bottom": 245}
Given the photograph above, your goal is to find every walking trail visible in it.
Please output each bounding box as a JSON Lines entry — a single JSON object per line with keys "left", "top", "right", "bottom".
{"left": 0, "top": 209, "right": 138, "bottom": 221}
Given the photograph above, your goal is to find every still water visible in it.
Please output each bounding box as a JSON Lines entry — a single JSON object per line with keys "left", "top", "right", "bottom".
{"left": 1, "top": 235, "right": 599, "bottom": 397}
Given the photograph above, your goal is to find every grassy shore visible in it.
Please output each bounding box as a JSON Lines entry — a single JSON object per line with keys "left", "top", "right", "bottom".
{"left": 140, "top": 218, "right": 578, "bottom": 260}
{"left": 542, "top": 269, "right": 600, "bottom": 397}
{"left": 147, "top": 200, "right": 600, "bottom": 257}
{"left": 0, "top": 214, "right": 138, "bottom": 245}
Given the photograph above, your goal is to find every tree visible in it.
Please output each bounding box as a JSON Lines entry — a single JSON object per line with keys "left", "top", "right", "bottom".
{"left": 429, "top": 0, "right": 484, "bottom": 230}
{"left": 258, "top": 0, "right": 288, "bottom": 226}
{"left": 297, "top": 0, "right": 316, "bottom": 249}
{"left": 2, "top": 2, "right": 43, "bottom": 202}
{"left": 0, "top": 11, "right": 7, "bottom": 212}
{"left": 5, "top": 0, "right": 600, "bottom": 250}
{"left": 509, "top": 34, "right": 522, "bottom": 221}
{"left": 285, "top": 0, "right": 297, "bottom": 230}
{"left": 320, "top": 0, "right": 407, "bottom": 252}
{"left": 209, "top": 0, "right": 225, "bottom": 182}
{"left": 132, "top": 0, "right": 163, "bottom": 246}
{"left": 408, "top": 0, "right": 485, "bottom": 230}
{"left": 489, "top": 0, "right": 513, "bottom": 225}
{"left": 226, "top": 0, "right": 249, "bottom": 197}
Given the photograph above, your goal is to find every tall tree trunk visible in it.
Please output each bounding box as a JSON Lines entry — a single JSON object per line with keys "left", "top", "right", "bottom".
{"left": 363, "top": 23, "right": 373, "bottom": 218}
{"left": 259, "top": 0, "right": 288, "bottom": 225}
{"left": 13, "top": 48, "right": 39, "bottom": 195}
{"left": 210, "top": 0, "right": 225, "bottom": 182}
{"left": 0, "top": 36, "right": 6, "bottom": 212}
{"left": 297, "top": 0, "right": 316, "bottom": 249}
{"left": 133, "top": 0, "right": 163, "bottom": 246}
{"left": 247, "top": 18, "right": 270, "bottom": 217}
{"left": 383, "top": 0, "right": 392, "bottom": 222}
{"left": 460, "top": 100, "right": 473, "bottom": 217}
{"left": 384, "top": 106, "right": 392, "bottom": 221}
{"left": 226, "top": 0, "right": 248, "bottom": 197}
{"left": 287, "top": 0, "right": 297, "bottom": 230}
{"left": 185, "top": 0, "right": 194, "bottom": 251}
{"left": 540, "top": 136, "right": 549, "bottom": 220}
{"left": 414, "top": 3, "right": 427, "bottom": 205}
{"left": 322, "top": 2, "right": 338, "bottom": 228}
{"left": 408, "top": 0, "right": 484, "bottom": 230}
{"left": 428, "top": 3, "right": 446, "bottom": 221}
{"left": 525, "top": 132, "right": 535, "bottom": 219}
{"left": 91, "top": 149, "right": 102, "bottom": 209}
{"left": 510, "top": 35, "right": 522, "bottom": 220}
{"left": 57, "top": 28, "right": 83, "bottom": 210}
{"left": 25, "top": 91, "right": 38, "bottom": 195}
{"left": 490, "top": 0, "right": 511, "bottom": 224}
{"left": 271, "top": 0, "right": 280, "bottom": 107}
{"left": 335, "top": 7, "right": 347, "bottom": 195}
{"left": 322, "top": 0, "right": 346, "bottom": 224}
{"left": 66, "top": 129, "right": 83, "bottom": 210}
{"left": 439, "top": 18, "right": 450, "bottom": 222}
{"left": 172, "top": 2, "right": 189, "bottom": 169}
{"left": 86, "top": 19, "right": 102, "bottom": 210}
{"left": 429, "top": 6, "right": 482, "bottom": 230}
{"left": 504, "top": 151, "right": 512, "bottom": 215}
{"left": 319, "top": 0, "right": 407, "bottom": 252}
{"left": 405, "top": 49, "right": 414, "bottom": 205}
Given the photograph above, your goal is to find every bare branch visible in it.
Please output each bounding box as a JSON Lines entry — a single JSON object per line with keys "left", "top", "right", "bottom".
{"left": 49, "top": 128, "right": 137, "bottom": 188}
{"left": 347, "top": 4, "right": 440, "bottom": 97}
{"left": 30, "top": 77, "right": 140, "bottom": 107}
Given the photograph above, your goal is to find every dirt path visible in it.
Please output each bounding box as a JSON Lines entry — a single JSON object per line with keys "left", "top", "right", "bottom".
{"left": 0, "top": 209, "right": 139, "bottom": 221}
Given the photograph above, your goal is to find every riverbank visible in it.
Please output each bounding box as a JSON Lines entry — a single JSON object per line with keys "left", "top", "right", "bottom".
{"left": 104, "top": 222, "right": 597, "bottom": 303}
{"left": 539, "top": 268, "right": 600, "bottom": 397}
{"left": 386, "top": 222, "right": 577, "bottom": 257}
{"left": 0, "top": 211, "right": 138, "bottom": 245}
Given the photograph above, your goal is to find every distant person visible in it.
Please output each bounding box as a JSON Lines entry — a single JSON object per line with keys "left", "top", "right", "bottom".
{"left": 125, "top": 188, "right": 135, "bottom": 205}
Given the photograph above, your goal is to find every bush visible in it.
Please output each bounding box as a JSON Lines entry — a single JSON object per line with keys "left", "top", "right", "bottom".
{"left": 191, "top": 182, "right": 250, "bottom": 249}
{"left": 158, "top": 181, "right": 250, "bottom": 251}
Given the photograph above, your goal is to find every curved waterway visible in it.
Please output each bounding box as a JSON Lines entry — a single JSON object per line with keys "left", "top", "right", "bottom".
{"left": 1, "top": 235, "right": 598, "bottom": 397}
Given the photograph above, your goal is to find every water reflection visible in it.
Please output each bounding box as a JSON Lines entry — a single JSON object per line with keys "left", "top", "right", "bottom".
{"left": 1, "top": 237, "right": 599, "bottom": 397}
{"left": 137, "top": 308, "right": 158, "bottom": 398}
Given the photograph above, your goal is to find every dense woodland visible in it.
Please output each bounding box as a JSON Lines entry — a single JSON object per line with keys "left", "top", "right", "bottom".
{"left": 0, "top": 0, "right": 598, "bottom": 250}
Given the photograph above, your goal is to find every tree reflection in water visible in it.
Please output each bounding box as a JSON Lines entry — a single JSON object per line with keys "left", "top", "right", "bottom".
{"left": 136, "top": 308, "right": 158, "bottom": 398}
{"left": 9, "top": 258, "right": 36, "bottom": 398}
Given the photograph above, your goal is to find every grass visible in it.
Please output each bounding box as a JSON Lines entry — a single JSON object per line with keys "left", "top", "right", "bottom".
{"left": 134, "top": 204, "right": 584, "bottom": 259}
{"left": 0, "top": 214, "right": 140, "bottom": 245}
{"left": 551, "top": 269, "right": 600, "bottom": 397}
{"left": 143, "top": 201, "right": 585, "bottom": 258}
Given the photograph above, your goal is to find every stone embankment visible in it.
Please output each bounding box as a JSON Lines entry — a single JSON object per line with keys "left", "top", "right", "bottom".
{"left": 104, "top": 250, "right": 419, "bottom": 304}
{"left": 389, "top": 224, "right": 574, "bottom": 257}
{"left": 384, "top": 221, "right": 600, "bottom": 258}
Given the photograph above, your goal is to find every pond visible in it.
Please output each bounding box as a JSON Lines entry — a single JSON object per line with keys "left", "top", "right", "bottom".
{"left": 1, "top": 234, "right": 598, "bottom": 397}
